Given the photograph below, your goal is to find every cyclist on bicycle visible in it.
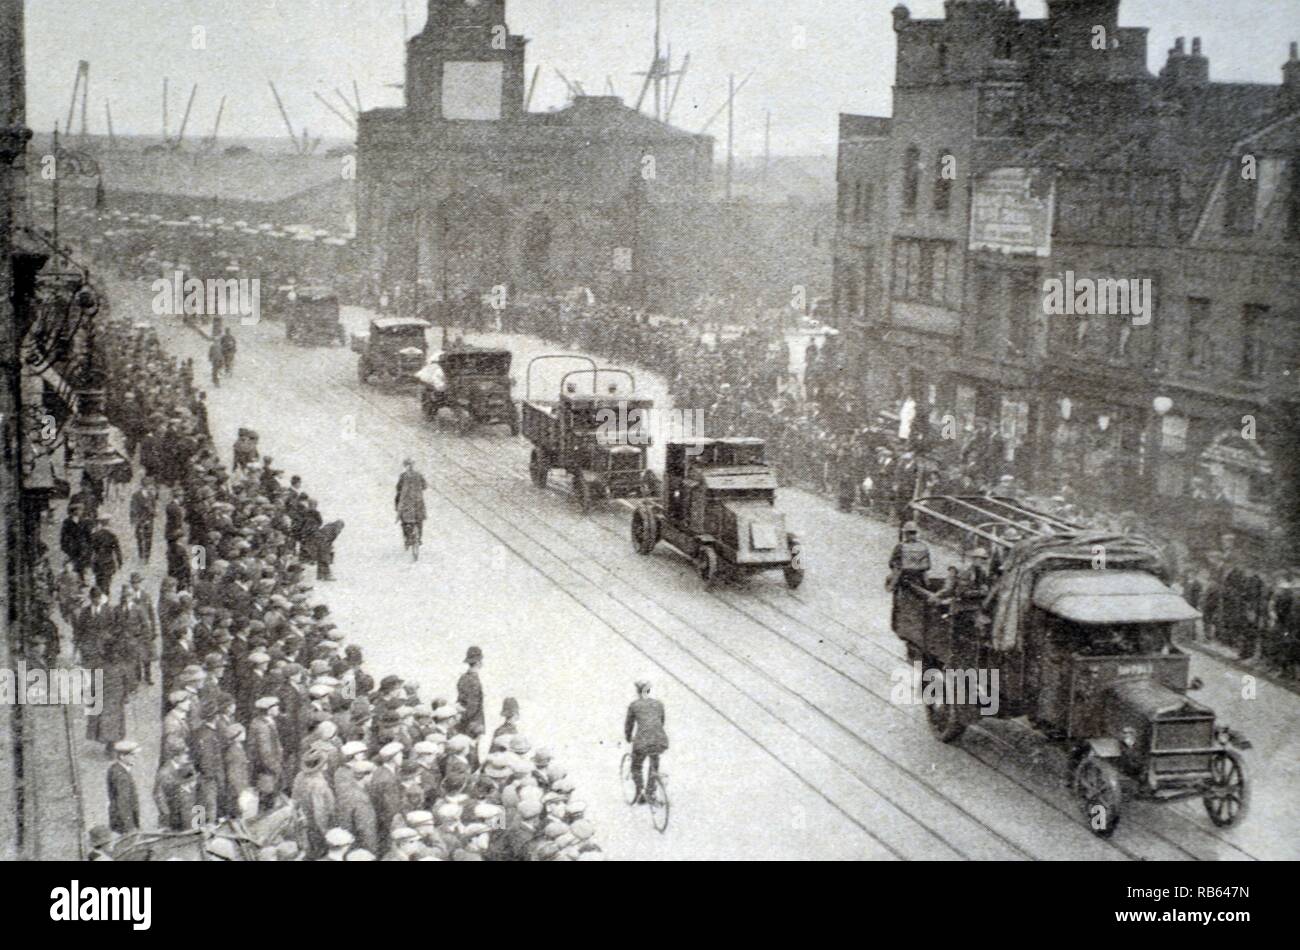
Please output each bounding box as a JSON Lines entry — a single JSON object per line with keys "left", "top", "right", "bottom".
{"left": 395, "top": 458, "right": 427, "bottom": 546}
{"left": 624, "top": 680, "right": 668, "bottom": 805}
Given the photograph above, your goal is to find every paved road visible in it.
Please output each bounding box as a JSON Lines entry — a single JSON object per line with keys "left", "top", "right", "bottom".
{"left": 123, "top": 284, "right": 1296, "bottom": 860}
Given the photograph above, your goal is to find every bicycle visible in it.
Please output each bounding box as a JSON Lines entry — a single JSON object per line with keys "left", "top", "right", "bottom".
{"left": 620, "top": 750, "right": 670, "bottom": 833}
{"left": 401, "top": 519, "right": 422, "bottom": 562}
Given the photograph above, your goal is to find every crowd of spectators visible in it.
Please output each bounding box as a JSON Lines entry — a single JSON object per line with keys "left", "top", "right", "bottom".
{"left": 57, "top": 316, "right": 602, "bottom": 860}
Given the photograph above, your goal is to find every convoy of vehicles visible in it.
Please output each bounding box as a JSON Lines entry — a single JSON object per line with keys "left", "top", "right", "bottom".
{"left": 895, "top": 494, "right": 1249, "bottom": 838}
{"left": 521, "top": 355, "right": 657, "bottom": 512}
{"left": 322, "top": 306, "right": 1253, "bottom": 843}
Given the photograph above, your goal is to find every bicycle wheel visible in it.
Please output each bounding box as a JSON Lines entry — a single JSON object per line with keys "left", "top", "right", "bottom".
{"left": 619, "top": 753, "right": 637, "bottom": 805}
{"left": 648, "top": 775, "right": 670, "bottom": 833}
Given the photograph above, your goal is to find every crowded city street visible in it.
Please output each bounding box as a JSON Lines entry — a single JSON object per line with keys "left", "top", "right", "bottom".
{"left": 72, "top": 273, "right": 1297, "bottom": 862}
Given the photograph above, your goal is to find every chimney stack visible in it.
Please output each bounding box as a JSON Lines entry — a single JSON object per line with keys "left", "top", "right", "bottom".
{"left": 1282, "top": 42, "right": 1300, "bottom": 111}
{"left": 1161, "top": 34, "right": 1208, "bottom": 86}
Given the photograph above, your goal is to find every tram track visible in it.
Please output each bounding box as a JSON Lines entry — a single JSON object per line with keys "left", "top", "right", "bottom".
{"left": 184, "top": 316, "right": 1263, "bottom": 861}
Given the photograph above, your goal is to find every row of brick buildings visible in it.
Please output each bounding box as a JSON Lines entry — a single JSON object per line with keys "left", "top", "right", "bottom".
{"left": 834, "top": 0, "right": 1300, "bottom": 554}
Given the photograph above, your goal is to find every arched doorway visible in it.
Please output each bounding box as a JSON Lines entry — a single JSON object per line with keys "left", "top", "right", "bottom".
{"left": 435, "top": 189, "right": 505, "bottom": 301}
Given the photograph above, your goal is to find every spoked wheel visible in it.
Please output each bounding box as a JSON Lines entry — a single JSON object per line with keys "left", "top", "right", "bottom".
{"left": 784, "top": 541, "right": 805, "bottom": 590}
{"left": 1073, "top": 752, "right": 1123, "bottom": 838}
{"left": 923, "top": 664, "right": 969, "bottom": 744}
{"left": 631, "top": 505, "right": 659, "bottom": 555}
{"left": 619, "top": 753, "right": 637, "bottom": 805}
{"left": 695, "top": 547, "right": 719, "bottom": 590}
{"left": 1203, "top": 750, "right": 1248, "bottom": 827}
{"left": 529, "top": 449, "right": 548, "bottom": 489}
{"left": 576, "top": 476, "right": 594, "bottom": 514}
{"left": 647, "top": 775, "right": 670, "bottom": 833}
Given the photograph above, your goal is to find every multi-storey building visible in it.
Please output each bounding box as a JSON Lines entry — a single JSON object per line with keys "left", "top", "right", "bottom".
{"left": 835, "top": 0, "right": 1300, "bottom": 550}
{"left": 357, "top": 0, "right": 713, "bottom": 308}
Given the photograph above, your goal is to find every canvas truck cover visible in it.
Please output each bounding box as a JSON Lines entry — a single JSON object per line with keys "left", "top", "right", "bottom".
{"left": 987, "top": 533, "right": 1173, "bottom": 651}
{"left": 1032, "top": 570, "right": 1201, "bottom": 625}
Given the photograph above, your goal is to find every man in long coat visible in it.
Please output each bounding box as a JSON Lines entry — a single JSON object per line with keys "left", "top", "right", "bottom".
{"left": 332, "top": 758, "right": 378, "bottom": 854}
{"left": 107, "top": 741, "right": 141, "bottom": 834}
{"left": 394, "top": 459, "right": 428, "bottom": 542}
{"left": 248, "top": 696, "right": 284, "bottom": 796}
{"left": 291, "top": 747, "right": 336, "bottom": 859}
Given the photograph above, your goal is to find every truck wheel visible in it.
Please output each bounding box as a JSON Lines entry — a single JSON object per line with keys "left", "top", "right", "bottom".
{"left": 784, "top": 540, "right": 804, "bottom": 590}
{"left": 924, "top": 665, "right": 969, "bottom": 744}
{"left": 1203, "top": 750, "right": 1248, "bottom": 828}
{"left": 529, "top": 449, "right": 548, "bottom": 489}
{"left": 695, "top": 546, "right": 719, "bottom": 590}
{"left": 1073, "top": 752, "right": 1123, "bottom": 838}
{"left": 631, "top": 505, "right": 658, "bottom": 555}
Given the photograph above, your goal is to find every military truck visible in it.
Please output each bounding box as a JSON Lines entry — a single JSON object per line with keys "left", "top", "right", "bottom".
{"left": 521, "top": 355, "right": 656, "bottom": 512}
{"left": 631, "top": 438, "right": 804, "bottom": 590}
{"left": 896, "top": 494, "right": 1249, "bottom": 838}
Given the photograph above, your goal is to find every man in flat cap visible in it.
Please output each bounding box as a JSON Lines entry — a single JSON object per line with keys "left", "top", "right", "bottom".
{"left": 189, "top": 697, "right": 227, "bottom": 823}
{"left": 248, "top": 696, "right": 284, "bottom": 797}
{"left": 153, "top": 738, "right": 198, "bottom": 832}
{"left": 332, "top": 755, "right": 378, "bottom": 854}
{"left": 369, "top": 742, "right": 405, "bottom": 854}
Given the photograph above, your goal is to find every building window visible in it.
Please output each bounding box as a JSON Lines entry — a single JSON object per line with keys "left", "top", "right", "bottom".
{"left": 934, "top": 149, "right": 952, "bottom": 214}
{"left": 973, "top": 262, "right": 1001, "bottom": 352}
{"left": 1224, "top": 158, "right": 1256, "bottom": 235}
{"left": 891, "top": 238, "right": 955, "bottom": 307}
{"left": 857, "top": 182, "right": 872, "bottom": 222}
{"left": 976, "top": 85, "right": 1023, "bottom": 138}
{"left": 903, "top": 146, "right": 920, "bottom": 213}
{"left": 1186, "top": 297, "right": 1210, "bottom": 369}
{"left": 1241, "top": 304, "right": 1268, "bottom": 379}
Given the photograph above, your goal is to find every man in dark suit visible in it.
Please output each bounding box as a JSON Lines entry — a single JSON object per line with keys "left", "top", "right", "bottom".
{"left": 624, "top": 680, "right": 669, "bottom": 805}
{"left": 188, "top": 698, "right": 227, "bottom": 824}
{"left": 60, "top": 507, "right": 92, "bottom": 581}
{"left": 89, "top": 518, "right": 124, "bottom": 596}
{"left": 107, "top": 741, "right": 141, "bottom": 834}
{"left": 129, "top": 477, "right": 159, "bottom": 562}
{"left": 74, "top": 587, "right": 115, "bottom": 666}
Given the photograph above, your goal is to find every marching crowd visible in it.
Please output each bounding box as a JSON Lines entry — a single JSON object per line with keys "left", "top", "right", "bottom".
{"left": 59, "top": 316, "right": 603, "bottom": 861}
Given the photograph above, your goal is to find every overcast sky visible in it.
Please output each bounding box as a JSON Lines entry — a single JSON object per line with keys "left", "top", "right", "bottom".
{"left": 22, "top": 0, "right": 1300, "bottom": 155}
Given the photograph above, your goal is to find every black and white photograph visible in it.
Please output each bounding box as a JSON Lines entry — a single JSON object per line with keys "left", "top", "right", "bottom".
{"left": 0, "top": 0, "right": 1296, "bottom": 896}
